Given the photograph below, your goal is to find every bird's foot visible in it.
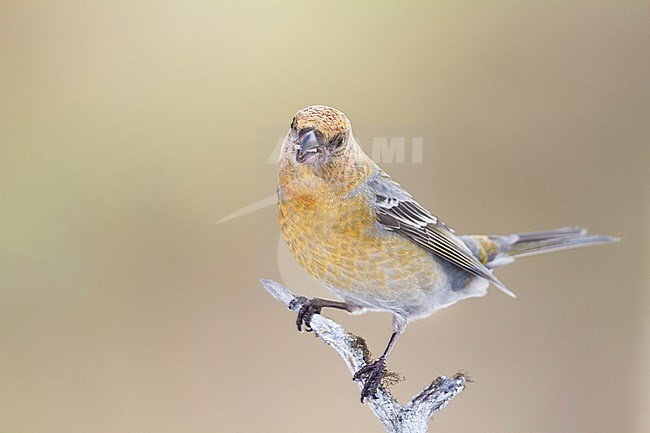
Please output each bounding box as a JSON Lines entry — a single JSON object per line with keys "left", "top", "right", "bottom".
{"left": 290, "top": 296, "right": 322, "bottom": 332}
{"left": 353, "top": 356, "right": 387, "bottom": 403}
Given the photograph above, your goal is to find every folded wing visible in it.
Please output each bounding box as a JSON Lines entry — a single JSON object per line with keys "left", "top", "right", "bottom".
{"left": 365, "top": 169, "right": 516, "bottom": 298}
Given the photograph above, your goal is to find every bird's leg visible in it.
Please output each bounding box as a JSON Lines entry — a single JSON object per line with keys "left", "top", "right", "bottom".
{"left": 353, "top": 329, "right": 402, "bottom": 403}
{"left": 290, "top": 296, "right": 354, "bottom": 332}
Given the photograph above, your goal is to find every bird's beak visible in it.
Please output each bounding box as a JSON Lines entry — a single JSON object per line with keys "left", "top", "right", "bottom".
{"left": 296, "top": 130, "right": 320, "bottom": 163}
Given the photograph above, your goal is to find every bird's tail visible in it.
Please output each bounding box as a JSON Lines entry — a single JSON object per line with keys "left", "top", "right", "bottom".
{"left": 461, "top": 226, "right": 619, "bottom": 269}
{"left": 506, "top": 226, "right": 619, "bottom": 258}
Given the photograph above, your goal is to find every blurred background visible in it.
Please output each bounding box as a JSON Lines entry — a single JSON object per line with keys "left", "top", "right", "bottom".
{"left": 1, "top": 2, "right": 648, "bottom": 432}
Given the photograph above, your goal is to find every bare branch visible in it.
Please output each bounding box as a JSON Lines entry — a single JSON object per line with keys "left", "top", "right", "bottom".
{"left": 260, "top": 278, "right": 467, "bottom": 433}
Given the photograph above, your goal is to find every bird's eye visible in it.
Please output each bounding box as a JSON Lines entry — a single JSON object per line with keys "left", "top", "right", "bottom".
{"left": 290, "top": 117, "right": 297, "bottom": 131}
{"left": 329, "top": 133, "right": 345, "bottom": 148}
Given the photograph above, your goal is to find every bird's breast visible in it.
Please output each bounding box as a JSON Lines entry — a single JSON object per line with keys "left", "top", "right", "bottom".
{"left": 278, "top": 184, "right": 441, "bottom": 302}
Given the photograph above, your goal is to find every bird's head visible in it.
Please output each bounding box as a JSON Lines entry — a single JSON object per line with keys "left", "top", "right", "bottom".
{"left": 283, "top": 105, "right": 353, "bottom": 166}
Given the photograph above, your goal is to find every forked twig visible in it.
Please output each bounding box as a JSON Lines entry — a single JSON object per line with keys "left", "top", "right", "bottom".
{"left": 261, "top": 278, "right": 467, "bottom": 433}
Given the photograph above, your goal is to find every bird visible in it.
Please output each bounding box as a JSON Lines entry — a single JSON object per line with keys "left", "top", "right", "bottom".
{"left": 276, "top": 104, "right": 618, "bottom": 402}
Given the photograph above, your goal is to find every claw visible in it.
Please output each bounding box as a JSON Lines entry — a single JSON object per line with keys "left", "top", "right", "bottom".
{"left": 294, "top": 298, "right": 322, "bottom": 332}
{"left": 353, "top": 356, "right": 387, "bottom": 403}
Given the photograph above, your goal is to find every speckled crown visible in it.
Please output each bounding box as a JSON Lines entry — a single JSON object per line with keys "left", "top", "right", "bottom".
{"left": 291, "top": 105, "right": 350, "bottom": 142}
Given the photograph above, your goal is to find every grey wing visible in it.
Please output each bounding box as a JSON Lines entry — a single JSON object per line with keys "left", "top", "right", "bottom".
{"left": 366, "top": 170, "right": 516, "bottom": 298}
